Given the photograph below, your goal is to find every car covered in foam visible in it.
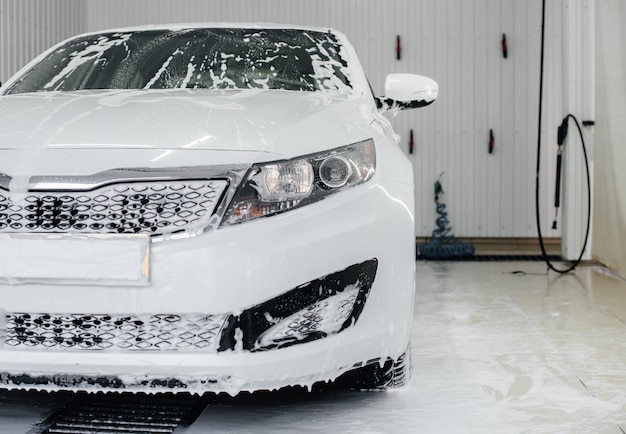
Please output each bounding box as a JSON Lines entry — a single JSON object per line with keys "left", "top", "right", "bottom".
{"left": 0, "top": 23, "right": 437, "bottom": 394}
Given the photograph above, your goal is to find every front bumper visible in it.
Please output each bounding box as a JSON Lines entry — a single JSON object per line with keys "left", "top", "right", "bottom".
{"left": 0, "top": 180, "right": 415, "bottom": 394}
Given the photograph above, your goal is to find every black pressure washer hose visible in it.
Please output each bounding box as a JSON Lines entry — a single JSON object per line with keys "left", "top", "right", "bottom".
{"left": 535, "top": 0, "right": 592, "bottom": 274}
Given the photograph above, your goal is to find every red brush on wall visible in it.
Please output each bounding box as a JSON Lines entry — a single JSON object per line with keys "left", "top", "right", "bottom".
{"left": 396, "top": 35, "right": 401, "bottom": 60}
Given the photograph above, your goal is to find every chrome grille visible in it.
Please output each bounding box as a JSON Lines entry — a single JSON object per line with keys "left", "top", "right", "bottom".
{"left": 5, "top": 313, "right": 228, "bottom": 351}
{"left": 0, "top": 180, "right": 228, "bottom": 236}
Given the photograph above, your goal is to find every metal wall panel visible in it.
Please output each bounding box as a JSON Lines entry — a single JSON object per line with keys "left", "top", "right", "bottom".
{"left": 0, "top": 0, "right": 85, "bottom": 85}
{"left": 562, "top": 0, "right": 594, "bottom": 260}
{"left": 3, "top": 1, "right": 587, "bottom": 239}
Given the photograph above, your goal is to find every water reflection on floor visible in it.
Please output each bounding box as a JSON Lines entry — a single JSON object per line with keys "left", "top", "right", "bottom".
{"left": 408, "top": 261, "right": 626, "bottom": 433}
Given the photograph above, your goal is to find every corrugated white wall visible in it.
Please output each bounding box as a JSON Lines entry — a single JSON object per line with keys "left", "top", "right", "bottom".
{"left": 562, "top": 0, "right": 594, "bottom": 260}
{"left": 594, "top": 0, "right": 626, "bottom": 275}
{"left": 2, "top": 0, "right": 592, "bottom": 242}
{"left": 0, "top": 0, "right": 85, "bottom": 85}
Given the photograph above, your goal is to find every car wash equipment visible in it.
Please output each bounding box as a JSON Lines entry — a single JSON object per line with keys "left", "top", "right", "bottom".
{"left": 416, "top": 176, "right": 475, "bottom": 259}
{"left": 535, "top": 0, "right": 591, "bottom": 274}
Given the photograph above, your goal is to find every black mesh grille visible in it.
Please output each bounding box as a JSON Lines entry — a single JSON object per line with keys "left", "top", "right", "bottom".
{"left": 0, "top": 180, "right": 227, "bottom": 236}
{"left": 5, "top": 313, "right": 228, "bottom": 351}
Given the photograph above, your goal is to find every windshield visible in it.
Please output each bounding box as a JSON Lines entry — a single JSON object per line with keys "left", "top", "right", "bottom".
{"left": 6, "top": 28, "right": 353, "bottom": 95}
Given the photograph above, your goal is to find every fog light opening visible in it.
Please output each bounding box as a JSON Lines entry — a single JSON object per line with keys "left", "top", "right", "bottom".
{"left": 254, "top": 285, "right": 360, "bottom": 350}
{"left": 217, "top": 259, "right": 378, "bottom": 353}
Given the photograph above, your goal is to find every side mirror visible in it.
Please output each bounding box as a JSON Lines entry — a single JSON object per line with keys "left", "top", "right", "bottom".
{"left": 378, "top": 73, "right": 438, "bottom": 110}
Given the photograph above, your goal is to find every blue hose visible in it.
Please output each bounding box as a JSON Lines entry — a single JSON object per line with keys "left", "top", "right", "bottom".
{"left": 416, "top": 195, "right": 475, "bottom": 260}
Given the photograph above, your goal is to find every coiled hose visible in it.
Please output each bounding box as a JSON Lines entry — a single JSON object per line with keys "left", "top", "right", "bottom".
{"left": 417, "top": 194, "right": 475, "bottom": 260}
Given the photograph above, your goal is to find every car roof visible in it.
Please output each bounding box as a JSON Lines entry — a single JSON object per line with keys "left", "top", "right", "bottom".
{"left": 83, "top": 22, "right": 338, "bottom": 37}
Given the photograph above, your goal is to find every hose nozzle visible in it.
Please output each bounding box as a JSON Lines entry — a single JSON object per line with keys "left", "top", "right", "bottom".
{"left": 557, "top": 117, "right": 569, "bottom": 146}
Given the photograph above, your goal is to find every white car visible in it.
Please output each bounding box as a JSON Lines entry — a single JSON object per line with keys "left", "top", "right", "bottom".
{"left": 0, "top": 24, "right": 437, "bottom": 394}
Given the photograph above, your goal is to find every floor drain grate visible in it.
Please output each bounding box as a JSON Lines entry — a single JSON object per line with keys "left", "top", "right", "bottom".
{"left": 30, "top": 394, "right": 207, "bottom": 434}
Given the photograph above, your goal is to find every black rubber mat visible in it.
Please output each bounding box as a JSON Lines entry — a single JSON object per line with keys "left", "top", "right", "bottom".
{"left": 417, "top": 254, "right": 562, "bottom": 262}
{"left": 30, "top": 393, "right": 207, "bottom": 434}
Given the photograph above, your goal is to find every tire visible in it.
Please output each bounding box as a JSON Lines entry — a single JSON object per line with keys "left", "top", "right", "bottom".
{"left": 335, "top": 346, "right": 412, "bottom": 390}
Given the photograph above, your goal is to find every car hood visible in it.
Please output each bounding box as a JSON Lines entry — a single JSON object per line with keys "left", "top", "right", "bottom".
{"left": 0, "top": 89, "right": 375, "bottom": 159}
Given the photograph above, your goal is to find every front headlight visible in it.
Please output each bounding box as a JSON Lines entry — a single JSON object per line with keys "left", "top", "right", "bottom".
{"left": 221, "top": 139, "right": 375, "bottom": 226}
